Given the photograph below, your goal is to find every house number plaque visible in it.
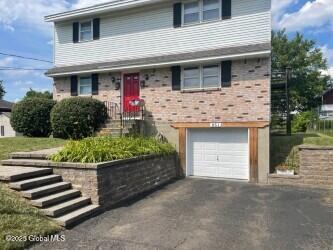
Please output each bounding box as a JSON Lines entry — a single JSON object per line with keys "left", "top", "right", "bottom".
{"left": 210, "top": 123, "right": 222, "bottom": 128}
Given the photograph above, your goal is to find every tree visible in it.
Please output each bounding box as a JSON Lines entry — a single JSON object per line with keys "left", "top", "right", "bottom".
{"left": 23, "top": 88, "right": 53, "bottom": 100}
{"left": 272, "top": 29, "right": 330, "bottom": 112}
{"left": 0, "top": 80, "right": 5, "bottom": 100}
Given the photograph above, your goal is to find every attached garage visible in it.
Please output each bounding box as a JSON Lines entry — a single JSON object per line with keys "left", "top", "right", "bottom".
{"left": 187, "top": 128, "right": 249, "bottom": 180}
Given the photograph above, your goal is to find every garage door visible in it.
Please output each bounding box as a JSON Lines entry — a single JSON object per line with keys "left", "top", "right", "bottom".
{"left": 187, "top": 128, "right": 249, "bottom": 180}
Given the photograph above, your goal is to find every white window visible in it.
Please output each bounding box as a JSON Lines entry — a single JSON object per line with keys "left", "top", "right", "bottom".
{"left": 183, "top": 65, "right": 220, "bottom": 90}
{"left": 183, "top": 0, "right": 221, "bottom": 25}
{"left": 203, "top": 65, "right": 219, "bottom": 88}
{"left": 79, "top": 76, "right": 92, "bottom": 95}
{"left": 184, "top": 67, "right": 200, "bottom": 89}
{"left": 203, "top": 0, "right": 220, "bottom": 21}
{"left": 184, "top": 1, "right": 200, "bottom": 24}
{"left": 80, "top": 21, "right": 92, "bottom": 42}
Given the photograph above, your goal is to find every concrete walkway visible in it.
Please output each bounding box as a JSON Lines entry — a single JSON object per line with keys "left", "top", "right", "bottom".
{"left": 32, "top": 178, "right": 333, "bottom": 250}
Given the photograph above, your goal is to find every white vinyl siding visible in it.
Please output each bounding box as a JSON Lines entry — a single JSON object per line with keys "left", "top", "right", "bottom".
{"left": 0, "top": 114, "right": 16, "bottom": 137}
{"left": 54, "top": 0, "right": 271, "bottom": 66}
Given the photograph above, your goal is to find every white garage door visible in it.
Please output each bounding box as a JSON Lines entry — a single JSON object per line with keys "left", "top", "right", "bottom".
{"left": 187, "top": 128, "right": 249, "bottom": 180}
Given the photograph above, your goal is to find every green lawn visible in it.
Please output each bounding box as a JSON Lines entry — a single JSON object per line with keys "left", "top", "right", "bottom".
{"left": 0, "top": 137, "right": 66, "bottom": 160}
{"left": 270, "top": 133, "right": 333, "bottom": 173}
{"left": 0, "top": 184, "right": 61, "bottom": 250}
{"left": 0, "top": 137, "right": 66, "bottom": 249}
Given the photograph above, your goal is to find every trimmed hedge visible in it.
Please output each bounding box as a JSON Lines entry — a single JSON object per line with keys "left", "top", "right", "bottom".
{"left": 10, "top": 98, "right": 56, "bottom": 137}
{"left": 51, "top": 97, "right": 108, "bottom": 139}
{"left": 51, "top": 137, "right": 175, "bottom": 163}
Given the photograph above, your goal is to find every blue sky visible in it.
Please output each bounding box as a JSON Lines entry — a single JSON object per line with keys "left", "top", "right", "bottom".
{"left": 0, "top": 0, "right": 332, "bottom": 102}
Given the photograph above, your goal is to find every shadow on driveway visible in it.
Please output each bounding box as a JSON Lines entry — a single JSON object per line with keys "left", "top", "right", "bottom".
{"left": 31, "top": 179, "right": 333, "bottom": 250}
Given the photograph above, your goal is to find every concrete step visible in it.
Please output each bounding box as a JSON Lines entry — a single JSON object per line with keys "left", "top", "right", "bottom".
{"left": 31, "top": 189, "right": 81, "bottom": 208}
{"left": 10, "top": 148, "right": 62, "bottom": 160}
{"left": 41, "top": 197, "right": 91, "bottom": 217}
{"left": 1, "top": 159, "right": 50, "bottom": 167}
{"left": 21, "top": 182, "right": 71, "bottom": 199}
{"left": 55, "top": 204, "right": 100, "bottom": 228}
{"left": 10, "top": 174, "right": 62, "bottom": 190}
{"left": 0, "top": 166, "right": 53, "bottom": 182}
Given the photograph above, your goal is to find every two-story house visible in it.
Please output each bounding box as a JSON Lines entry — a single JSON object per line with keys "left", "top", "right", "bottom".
{"left": 45, "top": 0, "right": 271, "bottom": 183}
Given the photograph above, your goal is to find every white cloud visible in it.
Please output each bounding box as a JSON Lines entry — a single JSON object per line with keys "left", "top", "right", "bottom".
{"left": 13, "top": 80, "right": 34, "bottom": 87}
{"left": 0, "top": 57, "right": 14, "bottom": 67}
{"left": 271, "top": 0, "right": 298, "bottom": 29}
{"left": 0, "top": 0, "right": 70, "bottom": 35}
{"left": 321, "top": 45, "right": 333, "bottom": 64}
{"left": 321, "top": 67, "right": 333, "bottom": 77}
{"left": 0, "top": 0, "right": 114, "bottom": 36}
{"left": 278, "top": 0, "right": 333, "bottom": 31}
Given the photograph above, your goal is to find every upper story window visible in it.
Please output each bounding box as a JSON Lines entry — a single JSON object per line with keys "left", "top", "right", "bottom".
{"left": 183, "top": 0, "right": 221, "bottom": 25}
{"left": 184, "top": 2, "right": 200, "bottom": 24}
{"left": 203, "top": 0, "right": 220, "bottom": 21}
{"left": 79, "top": 76, "right": 92, "bottom": 95}
{"left": 80, "top": 21, "right": 92, "bottom": 42}
{"left": 182, "top": 64, "right": 220, "bottom": 90}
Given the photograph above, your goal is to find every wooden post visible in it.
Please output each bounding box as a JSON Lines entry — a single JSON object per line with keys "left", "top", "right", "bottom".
{"left": 249, "top": 128, "right": 258, "bottom": 183}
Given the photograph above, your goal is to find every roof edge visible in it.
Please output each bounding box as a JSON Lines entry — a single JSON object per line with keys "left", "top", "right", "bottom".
{"left": 46, "top": 50, "right": 271, "bottom": 77}
{"left": 45, "top": 0, "right": 164, "bottom": 22}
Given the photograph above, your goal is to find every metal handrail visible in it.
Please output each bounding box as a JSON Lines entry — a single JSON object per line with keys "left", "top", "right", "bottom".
{"left": 104, "top": 101, "right": 120, "bottom": 120}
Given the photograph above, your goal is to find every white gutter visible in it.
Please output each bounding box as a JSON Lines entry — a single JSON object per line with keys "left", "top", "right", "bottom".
{"left": 47, "top": 50, "right": 271, "bottom": 77}
{"left": 45, "top": 0, "right": 164, "bottom": 22}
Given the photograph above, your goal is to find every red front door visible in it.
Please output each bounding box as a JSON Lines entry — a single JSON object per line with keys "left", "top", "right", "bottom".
{"left": 123, "top": 73, "right": 140, "bottom": 112}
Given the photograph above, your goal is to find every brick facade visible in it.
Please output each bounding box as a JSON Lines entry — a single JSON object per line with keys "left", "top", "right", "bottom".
{"left": 53, "top": 58, "right": 271, "bottom": 123}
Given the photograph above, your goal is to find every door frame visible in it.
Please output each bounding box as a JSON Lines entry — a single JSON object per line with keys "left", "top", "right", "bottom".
{"left": 173, "top": 121, "right": 269, "bottom": 183}
{"left": 186, "top": 128, "right": 250, "bottom": 180}
{"left": 121, "top": 71, "right": 140, "bottom": 112}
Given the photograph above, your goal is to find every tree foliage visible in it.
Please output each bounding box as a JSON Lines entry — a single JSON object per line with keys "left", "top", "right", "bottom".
{"left": 10, "top": 98, "right": 56, "bottom": 137}
{"left": 23, "top": 88, "right": 53, "bottom": 100}
{"left": 0, "top": 81, "right": 5, "bottom": 100}
{"left": 272, "top": 30, "right": 330, "bottom": 112}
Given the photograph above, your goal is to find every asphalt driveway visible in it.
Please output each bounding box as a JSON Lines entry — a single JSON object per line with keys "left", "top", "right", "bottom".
{"left": 32, "top": 179, "right": 333, "bottom": 250}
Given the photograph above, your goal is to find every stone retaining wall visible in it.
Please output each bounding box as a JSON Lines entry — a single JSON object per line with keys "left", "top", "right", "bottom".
{"left": 269, "top": 146, "right": 333, "bottom": 189}
{"left": 34, "top": 154, "right": 178, "bottom": 207}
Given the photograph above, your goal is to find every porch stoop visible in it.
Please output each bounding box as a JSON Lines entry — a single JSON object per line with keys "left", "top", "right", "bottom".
{"left": 97, "top": 119, "right": 138, "bottom": 137}
{"left": 0, "top": 152, "right": 100, "bottom": 228}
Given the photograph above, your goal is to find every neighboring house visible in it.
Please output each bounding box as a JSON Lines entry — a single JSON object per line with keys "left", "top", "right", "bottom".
{"left": 0, "top": 100, "right": 17, "bottom": 137}
{"left": 320, "top": 89, "right": 333, "bottom": 120}
{"left": 45, "top": 0, "right": 271, "bottom": 183}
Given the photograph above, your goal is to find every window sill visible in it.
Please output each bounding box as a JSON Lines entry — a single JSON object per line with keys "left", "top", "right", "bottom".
{"left": 77, "top": 39, "right": 94, "bottom": 44}
{"left": 182, "top": 18, "right": 225, "bottom": 28}
{"left": 181, "top": 87, "right": 221, "bottom": 93}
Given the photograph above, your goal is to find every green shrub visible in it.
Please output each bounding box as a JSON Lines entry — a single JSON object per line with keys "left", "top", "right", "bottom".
{"left": 10, "top": 98, "right": 56, "bottom": 137}
{"left": 51, "top": 97, "right": 108, "bottom": 139}
{"left": 292, "top": 111, "right": 318, "bottom": 133}
{"left": 51, "top": 137, "right": 175, "bottom": 163}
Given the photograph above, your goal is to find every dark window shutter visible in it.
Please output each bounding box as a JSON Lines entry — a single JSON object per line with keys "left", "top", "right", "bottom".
{"left": 70, "top": 75, "right": 78, "bottom": 96}
{"left": 92, "top": 73, "right": 99, "bottom": 95}
{"left": 221, "top": 61, "right": 232, "bottom": 87}
{"left": 222, "top": 0, "right": 232, "bottom": 20}
{"left": 173, "top": 3, "right": 182, "bottom": 28}
{"left": 171, "top": 66, "right": 181, "bottom": 90}
{"left": 93, "top": 18, "right": 100, "bottom": 40}
{"left": 73, "top": 22, "right": 79, "bottom": 43}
